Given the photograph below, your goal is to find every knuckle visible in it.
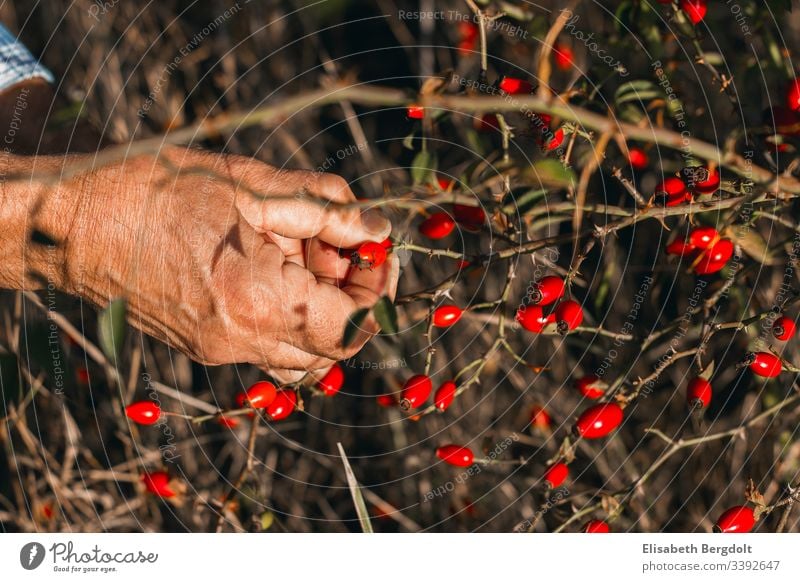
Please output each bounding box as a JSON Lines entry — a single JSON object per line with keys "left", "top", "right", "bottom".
{"left": 316, "top": 173, "right": 351, "bottom": 200}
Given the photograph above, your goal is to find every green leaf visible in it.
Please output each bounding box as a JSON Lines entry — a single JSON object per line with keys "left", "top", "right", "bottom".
{"left": 259, "top": 511, "right": 274, "bottom": 531}
{"left": 402, "top": 130, "right": 416, "bottom": 151}
{"left": 373, "top": 296, "right": 398, "bottom": 335}
{"left": 411, "top": 150, "right": 437, "bottom": 185}
{"left": 524, "top": 159, "right": 576, "bottom": 189}
{"left": 735, "top": 229, "right": 779, "bottom": 266}
{"left": 342, "top": 307, "right": 369, "bottom": 348}
{"left": 505, "top": 188, "right": 547, "bottom": 215}
{"left": 618, "top": 104, "right": 645, "bottom": 124}
{"left": 614, "top": 0, "right": 634, "bottom": 33}
{"left": 464, "top": 129, "right": 485, "bottom": 158}
{"left": 98, "top": 298, "right": 127, "bottom": 361}
{"left": 337, "top": 442, "right": 374, "bottom": 533}
{"left": 614, "top": 80, "right": 660, "bottom": 107}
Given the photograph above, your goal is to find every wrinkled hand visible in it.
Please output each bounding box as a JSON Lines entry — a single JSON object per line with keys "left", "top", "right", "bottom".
{"left": 56, "top": 147, "right": 398, "bottom": 380}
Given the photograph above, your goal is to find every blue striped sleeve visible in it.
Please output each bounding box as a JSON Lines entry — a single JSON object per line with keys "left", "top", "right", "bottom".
{"left": 0, "top": 23, "right": 54, "bottom": 89}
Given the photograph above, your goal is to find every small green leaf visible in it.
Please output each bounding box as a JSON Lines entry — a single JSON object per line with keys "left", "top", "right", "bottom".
{"left": 342, "top": 307, "right": 370, "bottom": 348}
{"left": 259, "top": 511, "right": 274, "bottom": 531}
{"left": 373, "top": 296, "right": 398, "bottom": 335}
{"left": 402, "top": 130, "right": 416, "bottom": 151}
{"left": 525, "top": 159, "right": 576, "bottom": 189}
{"left": 98, "top": 298, "right": 127, "bottom": 361}
{"left": 505, "top": 188, "right": 547, "bottom": 215}
{"left": 411, "top": 150, "right": 437, "bottom": 185}
{"left": 614, "top": 80, "right": 660, "bottom": 107}
{"left": 337, "top": 442, "right": 374, "bottom": 533}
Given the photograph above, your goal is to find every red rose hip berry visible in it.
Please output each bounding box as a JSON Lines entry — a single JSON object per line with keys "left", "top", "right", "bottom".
{"left": 543, "top": 462, "right": 569, "bottom": 488}
{"left": 688, "top": 226, "right": 720, "bottom": 249}
{"left": 376, "top": 394, "right": 398, "bottom": 407}
{"left": 352, "top": 241, "right": 387, "bottom": 270}
{"left": 453, "top": 204, "right": 486, "bottom": 228}
{"left": 555, "top": 300, "right": 584, "bottom": 333}
{"left": 628, "top": 147, "right": 649, "bottom": 170}
{"left": 244, "top": 381, "right": 278, "bottom": 409}
{"left": 516, "top": 305, "right": 553, "bottom": 333}
{"left": 584, "top": 519, "right": 611, "bottom": 533}
{"left": 530, "top": 276, "right": 566, "bottom": 306}
{"left": 407, "top": 105, "right": 424, "bottom": 119}
{"left": 530, "top": 405, "right": 552, "bottom": 431}
{"left": 553, "top": 43, "right": 574, "bottom": 71}
{"left": 787, "top": 79, "right": 800, "bottom": 112}
{"left": 666, "top": 239, "right": 696, "bottom": 256}
{"left": 772, "top": 315, "right": 797, "bottom": 341}
{"left": 266, "top": 389, "right": 297, "bottom": 421}
{"left": 498, "top": 77, "right": 533, "bottom": 95}
{"left": 401, "top": 374, "right": 433, "bottom": 409}
{"left": 436, "top": 444, "right": 475, "bottom": 467}
{"left": 419, "top": 212, "right": 456, "bottom": 239}
{"left": 125, "top": 401, "right": 161, "bottom": 425}
{"left": 680, "top": 0, "right": 707, "bottom": 25}
{"left": 575, "top": 375, "right": 607, "bottom": 399}
{"left": 432, "top": 305, "right": 463, "bottom": 328}
{"left": 746, "top": 352, "right": 782, "bottom": 378}
{"left": 715, "top": 505, "right": 756, "bottom": 533}
{"left": 141, "top": 471, "right": 176, "bottom": 498}
{"left": 318, "top": 363, "right": 345, "bottom": 396}
{"left": 686, "top": 377, "right": 712, "bottom": 408}
{"left": 434, "top": 381, "right": 457, "bottom": 412}
{"left": 655, "top": 176, "right": 689, "bottom": 206}
{"left": 694, "top": 239, "right": 734, "bottom": 275}
{"left": 681, "top": 165, "right": 719, "bottom": 194}
{"left": 575, "top": 403, "right": 624, "bottom": 439}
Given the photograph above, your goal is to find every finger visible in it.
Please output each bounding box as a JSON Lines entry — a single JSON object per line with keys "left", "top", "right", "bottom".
{"left": 267, "top": 341, "right": 336, "bottom": 372}
{"left": 262, "top": 232, "right": 304, "bottom": 266}
{"left": 305, "top": 238, "right": 352, "bottom": 284}
{"left": 270, "top": 259, "right": 392, "bottom": 359}
{"left": 262, "top": 368, "right": 306, "bottom": 384}
{"left": 335, "top": 254, "right": 399, "bottom": 348}
{"left": 236, "top": 171, "right": 391, "bottom": 247}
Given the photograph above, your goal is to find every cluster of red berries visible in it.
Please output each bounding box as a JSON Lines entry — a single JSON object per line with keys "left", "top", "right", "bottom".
{"left": 130, "top": 373, "right": 349, "bottom": 498}
{"left": 655, "top": 165, "right": 720, "bottom": 208}
{"left": 407, "top": 75, "right": 566, "bottom": 152}
{"left": 665, "top": 225, "right": 733, "bottom": 275}
{"left": 515, "top": 275, "right": 583, "bottom": 334}
{"left": 742, "top": 314, "right": 796, "bottom": 378}
{"left": 419, "top": 203, "right": 487, "bottom": 240}
{"left": 397, "top": 374, "right": 459, "bottom": 414}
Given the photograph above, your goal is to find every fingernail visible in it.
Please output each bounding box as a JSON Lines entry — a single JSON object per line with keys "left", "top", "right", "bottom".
{"left": 360, "top": 209, "right": 391, "bottom": 237}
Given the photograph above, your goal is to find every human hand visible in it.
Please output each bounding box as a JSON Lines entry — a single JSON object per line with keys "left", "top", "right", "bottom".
{"left": 6, "top": 147, "right": 397, "bottom": 381}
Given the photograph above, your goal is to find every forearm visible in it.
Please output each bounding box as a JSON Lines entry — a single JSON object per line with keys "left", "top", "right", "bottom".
{"left": 0, "top": 153, "right": 80, "bottom": 292}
